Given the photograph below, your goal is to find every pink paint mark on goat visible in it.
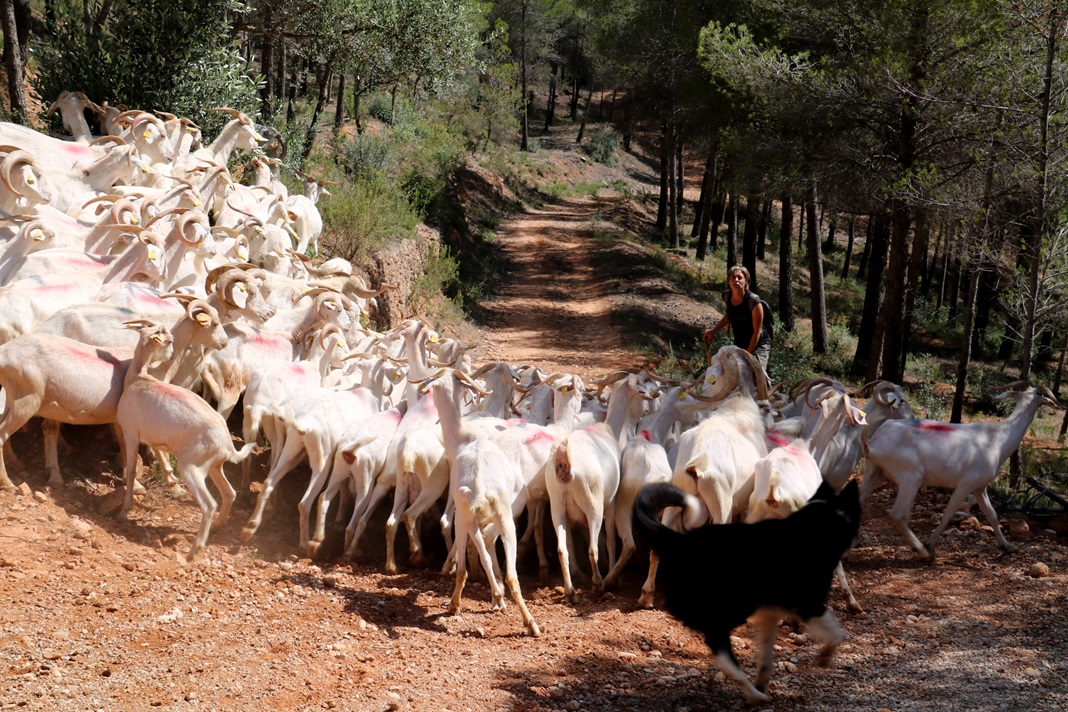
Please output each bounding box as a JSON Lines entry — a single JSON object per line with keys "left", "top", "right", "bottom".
{"left": 784, "top": 445, "right": 802, "bottom": 458}
{"left": 766, "top": 431, "right": 791, "bottom": 449}
{"left": 151, "top": 382, "right": 197, "bottom": 402}
{"left": 524, "top": 429, "right": 555, "bottom": 447}
{"left": 62, "top": 343, "right": 110, "bottom": 365}
{"left": 638, "top": 429, "right": 654, "bottom": 442}
{"left": 918, "top": 421, "right": 955, "bottom": 433}
{"left": 250, "top": 333, "right": 285, "bottom": 347}
{"left": 32, "top": 281, "right": 76, "bottom": 294}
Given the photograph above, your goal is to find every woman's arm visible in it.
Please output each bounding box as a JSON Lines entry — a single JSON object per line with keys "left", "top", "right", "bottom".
{"left": 703, "top": 314, "right": 730, "bottom": 343}
{"left": 747, "top": 299, "right": 764, "bottom": 352}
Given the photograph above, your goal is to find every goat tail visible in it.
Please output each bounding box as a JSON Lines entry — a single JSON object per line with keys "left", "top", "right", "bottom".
{"left": 554, "top": 440, "right": 573, "bottom": 484}
{"left": 632, "top": 483, "right": 692, "bottom": 554}
{"left": 229, "top": 441, "right": 256, "bottom": 464}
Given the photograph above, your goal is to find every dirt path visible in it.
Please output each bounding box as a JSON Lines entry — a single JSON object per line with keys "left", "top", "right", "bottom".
{"left": 471, "top": 197, "right": 640, "bottom": 379}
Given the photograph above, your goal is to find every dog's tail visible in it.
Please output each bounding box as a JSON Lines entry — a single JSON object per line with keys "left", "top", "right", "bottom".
{"left": 633, "top": 483, "right": 700, "bottom": 554}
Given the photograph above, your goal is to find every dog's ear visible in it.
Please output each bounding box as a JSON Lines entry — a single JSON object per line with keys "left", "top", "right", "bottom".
{"left": 810, "top": 479, "right": 836, "bottom": 503}
{"left": 839, "top": 479, "right": 860, "bottom": 503}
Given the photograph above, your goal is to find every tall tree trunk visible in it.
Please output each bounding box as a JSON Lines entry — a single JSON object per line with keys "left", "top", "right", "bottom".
{"left": 544, "top": 69, "right": 557, "bottom": 133}
{"left": 923, "top": 222, "right": 944, "bottom": 298}
{"left": 858, "top": 217, "right": 873, "bottom": 279}
{"left": 778, "top": 194, "right": 795, "bottom": 333}
{"left": 259, "top": 5, "right": 275, "bottom": 117}
{"left": 576, "top": 84, "right": 594, "bottom": 144}
{"left": 853, "top": 212, "right": 890, "bottom": 376}
{"left": 743, "top": 187, "right": 759, "bottom": 292}
{"left": 725, "top": 193, "right": 738, "bottom": 267}
{"left": 806, "top": 185, "right": 828, "bottom": 354}
{"left": 710, "top": 190, "right": 725, "bottom": 252}
{"left": 695, "top": 149, "right": 716, "bottom": 261}
{"left": 668, "top": 126, "right": 679, "bottom": 248}
{"left": 334, "top": 72, "right": 346, "bottom": 129}
{"left": 878, "top": 197, "right": 912, "bottom": 382}
{"left": 841, "top": 216, "right": 856, "bottom": 279}
{"left": 274, "top": 40, "right": 286, "bottom": 102}
{"left": 569, "top": 73, "right": 579, "bottom": 119}
{"left": 951, "top": 255, "right": 983, "bottom": 423}
{"left": 519, "top": 0, "right": 529, "bottom": 151}
{"left": 286, "top": 65, "right": 298, "bottom": 124}
{"left": 352, "top": 82, "right": 363, "bottom": 134}
{"left": 900, "top": 209, "right": 930, "bottom": 372}
{"left": 656, "top": 123, "right": 668, "bottom": 233}
{"left": 757, "top": 200, "right": 771, "bottom": 260}
{"left": 1022, "top": 12, "right": 1063, "bottom": 381}
{"left": 1, "top": 0, "right": 27, "bottom": 123}
{"left": 797, "top": 196, "right": 805, "bottom": 253}
{"left": 692, "top": 151, "right": 713, "bottom": 239}
{"left": 823, "top": 211, "right": 837, "bottom": 253}
{"left": 675, "top": 139, "right": 684, "bottom": 228}
{"left": 301, "top": 65, "right": 333, "bottom": 164}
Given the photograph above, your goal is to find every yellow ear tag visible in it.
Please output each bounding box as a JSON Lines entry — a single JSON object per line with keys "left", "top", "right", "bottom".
{"left": 130, "top": 216, "right": 140, "bottom": 224}
{"left": 26, "top": 176, "right": 35, "bottom": 185}
{"left": 859, "top": 409, "right": 867, "bottom": 418}
{"left": 255, "top": 226, "right": 264, "bottom": 234}
{"left": 147, "top": 247, "right": 159, "bottom": 260}
{"left": 561, "top": 386, "right": 570, "bottom": 394}
{"left": 142, "top": 130, "right": 151, "bottom": 139}
{"left": 30, "top": 229, "right": 44, "bottom": 239}
{"left": 338, "top": 340, "right": 348, "bottom": 351}
{"left": 325, "top": 300, "right": 336, "bottom": 310}
{"left": 195, "top": 313, "right": 211, "bottom": 326}
{"left": 151, "top": 333, "right": 165, "bottom": 343}
{"left": 361, "top": 308, "right": 369, "bottom": 317}
{"left": 238, "top": 283, "right": 247, "bottom": 292}
{"left": 238, "top": 246, "right": 249, "bottom": 260}
{"left": 192, "top": 198, "right": 202, "bottom": 207}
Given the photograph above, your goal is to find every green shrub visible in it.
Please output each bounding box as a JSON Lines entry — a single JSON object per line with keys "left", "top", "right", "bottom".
{"left": 317, "top": 174, "right": 419, "bottom": 264}
{"left": 333, "top": 133, "right": 393, "bottom": 179}
{"left": 583, "top": 127, "right": 621, "bottom": 166}
{"left": 409, "top": 246, "right": 461, "bottom": 315}
{"left": 32, "top": 0, "right": 259, "bottom": 129}
{"left": 366, "top": 93, "right": 394, "bottom": 123}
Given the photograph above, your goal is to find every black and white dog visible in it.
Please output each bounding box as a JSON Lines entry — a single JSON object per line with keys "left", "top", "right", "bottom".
{"left": 633, "top": 479, "right": 861, "bottom": 704}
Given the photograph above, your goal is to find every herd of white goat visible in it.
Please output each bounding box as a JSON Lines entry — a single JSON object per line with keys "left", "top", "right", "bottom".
{"left": 0, "top": 93, "right": 1063, "bottom": 638}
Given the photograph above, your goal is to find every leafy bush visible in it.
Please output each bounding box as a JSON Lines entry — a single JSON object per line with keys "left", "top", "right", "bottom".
{"left": 333, "top": 133, "right": 393, "bottom": 179}
{"left": 317, "top": 174, "right": 419, "bottom": 264}
{"left": 32, "top": 0, "right": 259, "bottom": 128}
{"left": 366, "top": 93, "right": 394, "bottom": 123}
{"left": 583, "top": 127, "right": 621, "bottom": 166}
{"left": 409, "top": 246, "right": 462, "bottom": 315}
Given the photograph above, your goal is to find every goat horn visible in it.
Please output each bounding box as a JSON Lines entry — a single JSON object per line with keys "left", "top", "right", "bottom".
{"left": 1, "top": 149, "right": 37, "bottom": 196}
{"left": 470, "top": 363, "right": 495, "bottom": 379}
{"left": 90, "top": 135, "right": 127, "bottom": 147}
{"left": 159, "top": 292, "right": 197, "bottom": 304}
{"left": 992, "top": 380, "right": 1028, "bottom": 391}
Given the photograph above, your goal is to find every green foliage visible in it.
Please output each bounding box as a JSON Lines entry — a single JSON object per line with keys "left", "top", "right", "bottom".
{"left": 32, "top": 0, "right": 259, "bottom": 126}
{"left": 910, "top": 354, "right": 949, "bottom": 421}
{"left": 409, "top": 245, "right": 462, "bottom": 315}
{"left": 317, "top": 174, "right": 420, "bottom": 264}
{"left": 583, "top": 127, "right": 621, "bottom": 166}
{"left": 333, "top": 133, "right": 394, "bottom": 179}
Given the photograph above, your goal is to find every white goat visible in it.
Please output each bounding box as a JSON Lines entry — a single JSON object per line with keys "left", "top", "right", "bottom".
{"left": 861, "top": 382, "right": 1064, "bottom": 561}
{"left": 116, "top": 321, "right": 254, "bottom": 562}
{"left": 423, "top": 369, "right": 541, "bottom": 636}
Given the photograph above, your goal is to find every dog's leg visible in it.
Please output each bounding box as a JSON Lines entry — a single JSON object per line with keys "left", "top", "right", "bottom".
{"left": 708, "top": 635, "right": 771, "bottom": 704}
{"left": 637, "top": 551, "right": 659, "bottom": 609}
{"left": 751, "top": 609, "right": 782, "bottom": 693}
{"left": 835, "top": 562, "right": 862, "bottom": 612}
{"left": 804, "top": 609, "right": 844, "bottom": 666}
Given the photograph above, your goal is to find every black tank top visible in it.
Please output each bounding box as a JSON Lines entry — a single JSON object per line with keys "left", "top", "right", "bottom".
{"left": 724, "top": 290, "right": 771, "bottom": 349}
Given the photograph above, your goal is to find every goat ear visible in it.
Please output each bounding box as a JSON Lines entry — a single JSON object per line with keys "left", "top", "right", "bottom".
{"left": 811, "top": 480, "right": 836, "bottom": 503}
{"left": 839, "top": 479, "right": 860, "bottom": 503}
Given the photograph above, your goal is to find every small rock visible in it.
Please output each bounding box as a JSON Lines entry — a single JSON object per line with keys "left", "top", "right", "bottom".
{"left": 33, "top": 490, "right": 48, "bottom": 503}
{"left": 563, "top": 701, "right": 581, "bottom": 711}
{"left": 323, "top": 575, "right": 338, "bottom": 588}
{"left": 618, "top": 652, "right": 638, "bottom": 660}
{"left": 959, "top": 516, "right": 982, "bottom": 531}
{"left": 1028, "top": 563, "right": 1050, "bottom": 578}
{"left": 15, "top": 482, "right": 32, "bottom": 497}
{"left": 1024, "top": 667, "right": 1042, "bottom": 678}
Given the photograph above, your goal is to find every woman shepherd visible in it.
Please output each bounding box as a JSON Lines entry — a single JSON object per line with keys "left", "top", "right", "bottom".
{"left": 702, "top": 265, "right": 773, "bottom": 373}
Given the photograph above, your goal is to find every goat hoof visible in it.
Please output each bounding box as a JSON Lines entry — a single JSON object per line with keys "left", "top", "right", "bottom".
{"left": 239, "top": 526, "right": 256, "bottom": 543}
{"left": 409, "top": 552, "right": 426, "bottom": 567}
{"left": 744, "top": 689, "right": 772, "bottom": 705}
{"left": 384, "top": 563, "right": 398, "bottom": 575}
{"left": 306, "top": 541, "right": 322, "bottom": 559}
{"left": 816, "top": 645, "right": 838, "bottom": 667}
{"left": 1001, "top": 543, "right": 1018, "bottom": 554}
{"left": 526, "top": 621, "right": 541, "bottom": 637}
{"left": 47, "top": 477, "right": 65, "bottom": 490}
